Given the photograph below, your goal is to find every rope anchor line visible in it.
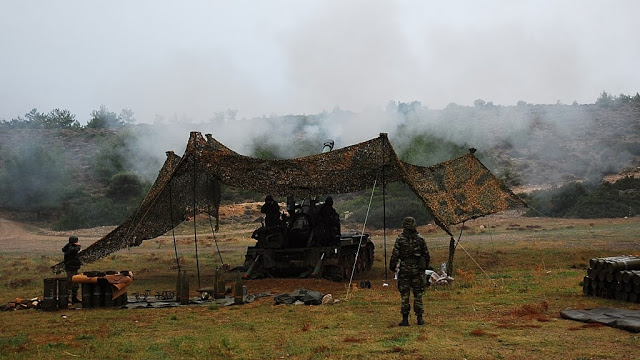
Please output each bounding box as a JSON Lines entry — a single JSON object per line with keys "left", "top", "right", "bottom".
{"left": 346, "top": 178, "right": 378, "bottom": 300}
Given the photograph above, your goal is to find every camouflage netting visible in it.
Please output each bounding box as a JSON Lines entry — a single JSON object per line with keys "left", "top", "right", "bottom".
{"left": 52, "top": 132, "right": 525, "bottom": 273}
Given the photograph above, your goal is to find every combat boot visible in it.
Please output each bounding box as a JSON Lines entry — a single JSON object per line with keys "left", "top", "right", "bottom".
{"left": 416, "top": 313, "right": 425, "bottom": 325}
{"left": 398, "top": 314, "right": 409, "bottom": 326}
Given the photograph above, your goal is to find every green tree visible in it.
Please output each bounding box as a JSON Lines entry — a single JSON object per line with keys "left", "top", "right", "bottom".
{"left": 92, "top": 133, "right": 130, "bottom": 182}
{"left": 86, "top": 105, "right": 122, "bottom": 129}
{"left": 498, "top": 167, "right": 522, "bottom": 187}
{"left": 24, "top": 108, "right": 47, "bottom": 127}
{"left": 118, "top": 108, "right": 136, "bottom": 125}
{"left": 44, "top": 108, "right": 80, "bottom": 128}
{"left": 106, "top": 172, "right": 145, "bottom": 201}
{"left": 474, "top": 99, "right": 486, "bottom": 107}
{"left": 595, "top": 91, "right": 615, "bottom": 108}
{"left": 1, "top": 108, "right": 79, "bottom": 129}
{"left": 398, "top": 134, "right": 467, "bottom": 166}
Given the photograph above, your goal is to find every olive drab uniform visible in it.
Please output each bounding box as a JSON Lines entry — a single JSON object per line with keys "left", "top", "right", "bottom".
{"left": 390, "top": 217, "right": 430, "bottom": 326}
{"left": 62, "top": 236, "right": 82, "bottom": 303}
{"left": 261, "top": 195, "right": 281, "bottom": 227}
{"left": 315, "top": 196, "right": 341, "bottom": 245}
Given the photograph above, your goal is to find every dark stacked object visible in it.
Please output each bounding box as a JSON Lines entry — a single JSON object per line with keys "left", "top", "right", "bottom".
{"left": 81, "top": 271, "right": 130, "bottom": 308}
{"left": 41, "top": 277, "right": 68, "bottom": 311}
{"left": 583, "top": 256, "right": 640, "bottom": 303}
{"left": 175, "top": 269, "right": 190, "bottom": 305}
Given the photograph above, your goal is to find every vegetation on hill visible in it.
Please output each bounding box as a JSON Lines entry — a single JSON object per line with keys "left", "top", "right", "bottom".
{"left": 0, "top": 108, "right": 155, "bottom": 229}
{"left": 0, "top": 92, "right": 639, "bottom": 229}
{"left": 521, "top": 176, "right": 640, "bottom": 218}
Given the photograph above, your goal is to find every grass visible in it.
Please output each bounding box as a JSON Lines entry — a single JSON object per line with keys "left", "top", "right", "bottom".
{"left": 1, "top": 216, "right": 640, "bottom": 359}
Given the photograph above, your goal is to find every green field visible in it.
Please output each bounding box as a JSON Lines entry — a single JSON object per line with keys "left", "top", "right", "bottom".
{"left": 1, "top": 216, "right": 640, "bottom": 359}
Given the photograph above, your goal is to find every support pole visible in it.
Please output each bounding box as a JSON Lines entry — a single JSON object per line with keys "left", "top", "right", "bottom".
{"left": 169, "top": 181, "right": 180, "bottom": 271}
{"left": 208, "top": 209, "right": 224, "bottom": 265}
{"left": 380, "top": 133, "right": 388, "bottom": 280}
{"left": 192, "top": 156, "right": 201, "bottom": 289}
{"left": 383, "top": 179, "right": 387, "bottom": 280}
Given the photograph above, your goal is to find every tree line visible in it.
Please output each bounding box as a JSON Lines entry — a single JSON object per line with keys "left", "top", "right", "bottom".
{"left": 0, "top": 105, "right": 134, "bottom": 129}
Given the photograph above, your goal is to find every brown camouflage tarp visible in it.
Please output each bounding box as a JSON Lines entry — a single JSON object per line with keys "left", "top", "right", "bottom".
{"left": 52, "top": 132, "right": 524, "bottom": 273}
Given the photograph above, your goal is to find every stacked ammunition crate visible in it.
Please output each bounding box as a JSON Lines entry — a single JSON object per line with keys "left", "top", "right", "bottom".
{"left": 583, "top": 256, "right": 640, "bottom": 303}
{"left": 80, "top": 271, "right": 130, "bottom": 308}
{"left": 41, "top": 277, "right": 69, "bottom": 311}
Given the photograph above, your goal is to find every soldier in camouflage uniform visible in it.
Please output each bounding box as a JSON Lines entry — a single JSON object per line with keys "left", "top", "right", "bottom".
{"left": 62, "top": 235, "right": 82, "bottom": 303}
{"left": 390, "top": 217, "right": 430, "bottom": 326}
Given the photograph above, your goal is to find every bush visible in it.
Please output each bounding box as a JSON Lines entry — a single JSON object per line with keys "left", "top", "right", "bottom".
{"left": 53, "top": 189, "right": 146, "bottom": 230}
{"left": 524, "top": 178, "right": 640, "bottom": 218}
{"left": 524, "top": 182, "right": 589, "bottom": 217}
{"left": 92, "top": 135, "right": 129, "bottom": 183}
{"left": 340, "top": 183, "right": 433, "bottom": 229}
{"left": 106, "top": 172, "right": 146, "bottom": 201}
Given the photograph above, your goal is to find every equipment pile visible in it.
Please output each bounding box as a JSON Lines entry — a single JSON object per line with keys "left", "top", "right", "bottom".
{"left": 583, "top": 256, "right": 640, "bottom": 303}
{"left": 2, "top": 297, "right": 41, "bottom": 311}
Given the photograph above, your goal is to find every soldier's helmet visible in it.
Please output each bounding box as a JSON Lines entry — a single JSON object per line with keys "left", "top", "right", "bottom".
{"left": 402, "top": 217, "right": 417, "bottom": 230}
{"left": 68, "top": 235, "right": 79, "bottom": 244}
{"left": 325, "top": 196, "right": 333, "bottom": 206}
{"left": 265, "top": 195, "right": 274, "bottom": 202}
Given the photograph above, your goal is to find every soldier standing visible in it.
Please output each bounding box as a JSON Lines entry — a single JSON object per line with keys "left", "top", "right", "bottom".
{"left": 62, "top": 235, "right": 82, "bottom": 303}
{"left": 316, "top": 196, "right": 341, "bottom": 245}
{"left": 390, "top": 217, "right": 430, "bottom": 326}
{"left": 261, "top": 195, "right": 280, "bottom": 227}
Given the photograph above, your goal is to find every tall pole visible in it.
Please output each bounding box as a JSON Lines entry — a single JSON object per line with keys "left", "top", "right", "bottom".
{"left": 169, "top": 180, "right": 180, "bottom": 271}
{"left": 380, "top": 133, "right": 388, "bottom": 280}
{"left": 193, "top": 155, "right": 201, "bottom": 289}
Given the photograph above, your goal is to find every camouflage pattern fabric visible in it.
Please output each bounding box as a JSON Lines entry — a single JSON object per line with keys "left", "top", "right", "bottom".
{"left": 52, "top": 132, "right": 524, "bottom": 273}
{"left": 390, "top": 218, "right": 430, "bottom": 315}
{"left": 66, "top": 269, "right": 79, "bottom": 300}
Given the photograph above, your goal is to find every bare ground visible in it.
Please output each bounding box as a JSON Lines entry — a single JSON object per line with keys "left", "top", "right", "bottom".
{"left": 1, "top": 205, "right": 637, "bottom": 256}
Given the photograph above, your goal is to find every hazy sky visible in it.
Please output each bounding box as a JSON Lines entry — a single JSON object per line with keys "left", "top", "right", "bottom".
{"left": 1, "top": 0, "right": 639, "bottom": 124}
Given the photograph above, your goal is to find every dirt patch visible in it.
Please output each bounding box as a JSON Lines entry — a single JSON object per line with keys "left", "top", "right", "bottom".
{"left": 0, "top": 217, "right": 87, "bottom": 253}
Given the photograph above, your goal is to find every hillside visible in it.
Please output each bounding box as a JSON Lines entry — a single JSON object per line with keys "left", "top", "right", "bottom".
{"left": 0, "top": 103, "right": 639, "bottom": 227}
{"left": 0, "top": 128, "right": 119, "bottom": 196}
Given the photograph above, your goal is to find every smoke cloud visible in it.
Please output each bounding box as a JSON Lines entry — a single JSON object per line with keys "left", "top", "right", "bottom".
{"left": 1, "top": 1, "right": 638, "bottom": 187}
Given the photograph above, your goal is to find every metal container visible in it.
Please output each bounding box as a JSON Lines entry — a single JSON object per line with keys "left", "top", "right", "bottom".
{"left": 57, "top": 278, "right": 68, "bottom": 309}
{"left": 214, "top": 267, "right": 226, "bottom": 299}
{"left": 180, "top": 270, "right": 189, "bottom": 305}
{"left": 116, "top": 292, "right": 128, "bottom": 306}
{"left": 92, "top": 281, "right": 103, "bottom": 307}
{"left": 175, "top": 270, "right": 183, "bottom": 303}
{"left": 81, "top": 283, "right": 93, "bottom": 308}
{"left": 234, "top": 272, "right": 244, "bottom": 305}
{"left": 103, "top": 284, "right": 114, "bottom": 307}
{"left": 607, "top": 258, "right": 640, "bottom": 273}
{"left": 42, "top": 278, "right": 58, "bottom": 311}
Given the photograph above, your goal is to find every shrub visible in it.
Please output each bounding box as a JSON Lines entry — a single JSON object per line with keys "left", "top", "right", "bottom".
{"left": 340, "top": 183, "right": 433, "bottom": 229}
{"left": 106, "top": 172, "right": 146, "bottom": 201}
{"left": 525, "top": 178, "right": 640, "bottom": 218}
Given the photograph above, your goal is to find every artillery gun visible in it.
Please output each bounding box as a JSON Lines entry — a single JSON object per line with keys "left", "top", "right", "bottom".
{"left": 242, "top": 139, "right": 375, "bottom": 281}
{"left": 243, "top": 197, "right": 374, "bottom": 281}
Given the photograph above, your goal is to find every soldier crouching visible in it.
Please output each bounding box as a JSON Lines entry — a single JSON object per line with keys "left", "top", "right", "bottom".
{"left": 390, "top": 217, "right": 430, "bottom": 326}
